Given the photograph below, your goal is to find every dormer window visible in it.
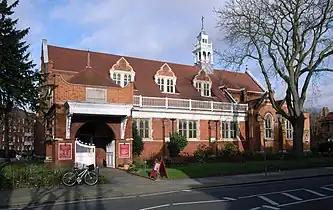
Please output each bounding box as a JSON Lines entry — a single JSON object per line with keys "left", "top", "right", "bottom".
{"left": 195, "top": 81, "right": 211, "bottom": 97}
{"left": 124, "top": 74, "right": 132, "bottom": 86}
{"left": 155, "top": 76, "right": 176, "bottom": 93}
{"left": 166, "top": 78, "right": 174, "bottom": 93}
{"left": 157, "top": 78, "right": 164, "bottom": 92}
{"left": 112, "top": 73, "right": 121, "bottom": 85}
{"left": 154, "top": 63, "right": 177, "bottom": 94}
{"left": 110, "top": 57, "right": 136, "bottom": 87}
{"left": 193, "top": 70, "right": 212, "bottom": 97}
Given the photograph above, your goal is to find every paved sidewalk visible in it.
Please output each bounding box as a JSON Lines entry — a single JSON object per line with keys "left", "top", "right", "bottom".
{"left": 1, "top": 167, "right": 333, "bottom": 209}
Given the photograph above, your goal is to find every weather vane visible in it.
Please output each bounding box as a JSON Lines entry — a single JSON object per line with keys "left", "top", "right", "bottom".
{"left": 201, "top": 16, "right": 204, "bottom": 30}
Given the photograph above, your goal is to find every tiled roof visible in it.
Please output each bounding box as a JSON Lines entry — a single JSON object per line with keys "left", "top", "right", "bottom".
{"left": 47, "top": 45, "right": 264, "bottom": 102}
{"left": 68, "top": 66, "right": 120, "bottom": 87}
{"left": 325, "top": 112, "right": 333, "bottom": 120}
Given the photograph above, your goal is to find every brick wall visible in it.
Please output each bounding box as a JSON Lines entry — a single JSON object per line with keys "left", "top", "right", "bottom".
{"left": 138, "top": 118, "right": 248, "bottom": 159}
{"left": 52, "top": 73, "right": 133, "bottom": 104}
{"left": 248, "top": 100, "right": 311, "bottom": 152}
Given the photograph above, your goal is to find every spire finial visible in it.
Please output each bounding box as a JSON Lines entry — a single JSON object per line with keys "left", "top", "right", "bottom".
{"left": 201, "top": 16, "right": 204, "bottom": 31}
{"left": 86, "top": 49, "right": 91, "bottom": 68}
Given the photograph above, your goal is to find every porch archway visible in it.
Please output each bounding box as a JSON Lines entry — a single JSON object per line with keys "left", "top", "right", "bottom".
{"left": 75, "top": 122, "right": 115, "bottom": 167}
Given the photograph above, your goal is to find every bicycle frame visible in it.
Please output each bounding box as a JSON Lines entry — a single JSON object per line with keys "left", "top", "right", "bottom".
{"left": 74, "top": 167, "right": 88, "bottom": 184}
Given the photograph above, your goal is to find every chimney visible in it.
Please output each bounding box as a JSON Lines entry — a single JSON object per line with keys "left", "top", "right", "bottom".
{"left": 322, "top": 107, "right": 329, "bottom": 117}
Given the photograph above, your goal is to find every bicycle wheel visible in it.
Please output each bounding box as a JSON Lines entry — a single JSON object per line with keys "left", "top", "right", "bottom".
{"left": 84, "top": 171, "right": 99, "bottom": 186}
{"left": 62, "top": 171, "right": 77, "bottom": 187}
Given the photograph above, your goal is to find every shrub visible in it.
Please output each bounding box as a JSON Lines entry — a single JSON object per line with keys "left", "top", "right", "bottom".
{"left": 167, "top": 132, "right": 188, "bottom": 158}
{"left": 132, "top": 122, "right": 144, "bottom": 156}
{"left": 221, "top": 142, "right": 239, "bottom": 157}
{"left": 194, "top": 143, "right": 213, "bottom": 163}
{"left": 128, "top": 159, "right": 147, "bottom": 173}
{"left": 0, "top": 163, "right": 67, "bottom": 189}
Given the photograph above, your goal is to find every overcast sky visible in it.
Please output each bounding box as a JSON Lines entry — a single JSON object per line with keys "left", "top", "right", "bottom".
{"left": 10, "top": 0, "right": 333, "bottom": 110}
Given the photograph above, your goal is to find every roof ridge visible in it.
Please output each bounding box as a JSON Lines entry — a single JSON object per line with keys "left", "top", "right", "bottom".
{"left": 48, "top": 44, "right": 248, "bottom": 75}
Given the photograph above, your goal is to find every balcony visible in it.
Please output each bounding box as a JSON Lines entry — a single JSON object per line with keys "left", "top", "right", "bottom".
{"left": 133, "top": 95, "right": 248, "bottom": 112}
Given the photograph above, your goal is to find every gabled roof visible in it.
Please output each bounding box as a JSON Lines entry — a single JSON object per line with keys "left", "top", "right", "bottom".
{"left": 247, "top": 93, "right": 285, "bottom": 110}
{"left": 47, "top": 45, "right": 265, "bottom": 102}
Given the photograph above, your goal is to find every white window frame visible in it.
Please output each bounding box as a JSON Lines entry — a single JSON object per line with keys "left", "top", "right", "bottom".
{"left": 124, "top": 74, "right": 132, "bottom": 86}
{"left": 110, "top": 70, "right": 136, "bottom": 87}
{"left": 286, "top": 120, "right": 293, "bottom": 139}
{"left": 222, "top": 121, "right": 239, "bottom": 140}
{"left": 112, "top": 72, "right": 121, "bottom": 85}
{"left": 194, "top": 81, "right": 211, "bottom": 97}
{"left": 134, "top": 118, "right": 151, "bottom": 139}
{"left": 264, "top": 113, "right": 274, "bottom": 140}
{"left": 157, "top": 78, "right": 165, "bottom": 92}
{"left": 195, "top": 82, "right": 202, "bottom": 93}
{"left": 155, "top": 76, "right": 177, "bottom": 94}
{"left": 177, "top": 119, "right": 198, "bottom": 140}
{"left": 86, "top": 87, "right": 107, "bottom": 103}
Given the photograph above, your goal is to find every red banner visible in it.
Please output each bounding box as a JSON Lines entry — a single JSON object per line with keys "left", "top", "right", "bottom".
{"left": 119, "top": 143, "right": 130, "bottom": 158}
{"left": 150, "top": 159, "right": 168, "bottom": 180}
{"left": 58, "top": 143, "right": 72, "bottom": 160}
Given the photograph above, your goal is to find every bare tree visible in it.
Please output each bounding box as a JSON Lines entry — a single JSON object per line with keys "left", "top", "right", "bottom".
{"left": 214, "top": 0, "right": 333, "bottom": 156}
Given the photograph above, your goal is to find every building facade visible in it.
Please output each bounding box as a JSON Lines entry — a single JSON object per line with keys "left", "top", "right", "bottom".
{"left": 0, "top": 108, "right": 35, "bottom": 157}
{"left": 39, "top": 22, "right": 310, "bottom": 167}
{"left": 312, "top": 107, "right": 333, "bottom": 144}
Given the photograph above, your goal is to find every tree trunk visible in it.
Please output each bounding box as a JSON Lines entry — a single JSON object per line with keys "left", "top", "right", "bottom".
{"left": 4, "top": 101, "right": 13, "bottom": 162}
{"left": 292, "top": 114, "right": 305, "bottom": 158}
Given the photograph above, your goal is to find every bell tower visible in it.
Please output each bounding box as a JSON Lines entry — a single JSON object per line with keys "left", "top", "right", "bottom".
{"left": 193, "top": 16, "right": 214, "bottom": 68}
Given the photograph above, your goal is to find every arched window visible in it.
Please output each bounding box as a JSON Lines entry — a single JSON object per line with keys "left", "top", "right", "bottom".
{"left": 203, "top": 51, "right": 206, "bottom": 61}
{"left": 264, "top": 114, "right": 273, "bottom": 139}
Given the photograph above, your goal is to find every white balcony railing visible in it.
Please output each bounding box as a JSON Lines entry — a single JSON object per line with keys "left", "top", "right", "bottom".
{"left": 133, "top": 95, "right": 248, "bottom": 112}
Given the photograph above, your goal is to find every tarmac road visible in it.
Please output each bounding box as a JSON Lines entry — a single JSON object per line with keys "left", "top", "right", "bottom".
{"left": 8, "top": 175, "right": 333, "bottom": 210}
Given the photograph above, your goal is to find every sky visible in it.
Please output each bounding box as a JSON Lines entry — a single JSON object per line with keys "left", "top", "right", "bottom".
{"left": 9, "top": 0, "right": 333, "bottom": 110}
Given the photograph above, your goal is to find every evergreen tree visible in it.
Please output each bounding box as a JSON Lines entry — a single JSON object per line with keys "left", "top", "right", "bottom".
{"left": 0, "top": 0, "right": 51, "bottom": 161}
{"left": 132, "top": 121, "right": 144, "bottom": 156}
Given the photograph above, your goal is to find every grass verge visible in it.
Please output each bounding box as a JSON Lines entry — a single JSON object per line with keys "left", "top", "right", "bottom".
{"left": 132, "top": 157, "right": 333, "bottom": 179}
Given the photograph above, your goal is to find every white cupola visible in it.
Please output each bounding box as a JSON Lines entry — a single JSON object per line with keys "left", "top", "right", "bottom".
{"left": 192, "top": 16, "right": 214, "bottom": 67}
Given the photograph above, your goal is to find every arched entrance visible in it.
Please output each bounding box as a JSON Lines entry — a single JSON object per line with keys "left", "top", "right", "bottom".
{"left": 75, "top": 122, "right": 115, "bottom": 167}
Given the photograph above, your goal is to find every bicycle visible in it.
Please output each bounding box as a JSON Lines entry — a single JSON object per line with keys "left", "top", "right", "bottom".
{"left": 62, "top": 164, "right": 99, "bottom": 186}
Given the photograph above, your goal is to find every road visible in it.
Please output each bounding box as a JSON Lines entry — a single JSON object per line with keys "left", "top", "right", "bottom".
{"left": 8, "top": 176, "right": 333, "bottom": 210}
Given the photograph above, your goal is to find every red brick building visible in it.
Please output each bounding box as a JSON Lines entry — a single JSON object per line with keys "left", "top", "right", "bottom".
{"left": 0, "top": 107, "right": 35, "bottom": 156}
{"left": 38, "top": 24, "right": 310, "bottom": 167}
